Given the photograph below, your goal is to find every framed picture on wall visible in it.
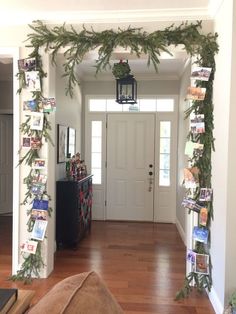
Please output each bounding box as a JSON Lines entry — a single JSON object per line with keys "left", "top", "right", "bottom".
{"left": 67, "top": 127, "right": 76, "bottom": 158}
{"left": 57, "top": 124, "right": 67, "bottom": 163}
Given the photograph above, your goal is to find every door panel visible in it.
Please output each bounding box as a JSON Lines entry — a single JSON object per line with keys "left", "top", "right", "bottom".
{"left": 106, "top": 114, "right": 155, "bottom": 221}
{"left": 0, "top": 114, "right": 13, "bottom": 214}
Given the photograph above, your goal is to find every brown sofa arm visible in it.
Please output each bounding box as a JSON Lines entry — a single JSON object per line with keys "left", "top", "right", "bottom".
{"left": 28, "top": 271, "right": 124, "bottom": 314}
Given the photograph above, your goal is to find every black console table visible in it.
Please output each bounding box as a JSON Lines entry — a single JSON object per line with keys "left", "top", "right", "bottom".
{"left": 56, "top": 175, "right": 92, "bottom": 249}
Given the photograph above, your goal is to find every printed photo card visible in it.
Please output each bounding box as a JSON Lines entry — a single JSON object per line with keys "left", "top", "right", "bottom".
{"left": 31, "top": 183, "right": 45, "bottom": 195}
{"left": 32, "top": 158, "right": 46, "bottom": 169}
{"left": 191, "top": 67, "right": 212, "bottom": 81}
{"left": 25, "top": 71, "right": 41, "bottom": 91}
{"left": 31, "top": 220, "right": 48, "bottom": 241}
{"left": 32, "top": 199, "right": 49, "bottom": 211}
{"left": 30, "top": 112, "right": 44, "bottom": 131}
{"left": 194, "top": 253, "right": 209, "bottom": 274}
{"left": 193, "top": 226, "right": 209, "bottom": 244}
{"left": 20, "top": 240, "right": 38, "bottom": 254}
{"left": 181, "top": 197, "right": 201, "bottom": 213}
{"left": 199, "top": 207, "right": 208, "bottom": 226}
{"left": 186, "top": 87, "right": 206, "bottom": 101}
{"left": 42, "top": 97, "right": 56, "bottom": 112}
{"left": 18, "top": 57, "right": 37, "bottom": 72}
{"left": 199, "top": 188, "right": 213, "bottom": 202}
{"left": 31, "top": 209, "right": 47, "bottom": 221}
{"left": 183, "top": 167, "right": 200, "bottom": 189}
{"left": 185, "top": 141, "right": 204, "bottom": 158}
{"left": 190, "top": 114, "right": 205, "bottom": 134}
{"left": 23, "top": 99, "right": 37, "bottom": 112}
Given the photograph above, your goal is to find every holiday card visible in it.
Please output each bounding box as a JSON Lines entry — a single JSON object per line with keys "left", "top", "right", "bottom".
{"left": 18, "top": 57, "right": 37, "bottom": 72}
{"left": 186, "top": 87, "right": 206, "bottom": 101}
{"left": 20, "top": 240, "right": 38, "bottom": 254}
{"left": 183, "top": 167, "right": 200, "bottom": 189}
{"left": 182, "top": 198, "right": 202, "bottom": 213}
{"left": 30, "top": 112, "right": 44, "bottom": 131}
{"left": 31, "top": 209, "right": 48, "bottom": 221}
{"left": 194, "top": 253, "right": 209, "bottom": 274}
{"left": 199, "top": 207, "right": 208, "bottom": 226}
{"left": 31, "top": 220, "right": 48, "bottom": 241}
{"left": 190, "top": 114, "right": 205, "bottom": 134}
{"left": 31, "top": 183, "right": 45, "bottom": 195}
{"left": 25, "top": 71, "right": 41, "bottom": 91}
{"left": 22, "top": 137, "right": 31, "bottom": 148}
{"left": 193, "top": 143, "right": 204, "bottom": 158}
{"left": 42, "top": 97, "right": 56, "bottom": 112}
{"left": 191, "top": 67, "right": 212, "bottom": 81}
{"left": 187, "top": 249, "right": 196, "bottom": 264}
{"left": 32, "top": 158, "right": 46, "bottom": 169}
{"left": 199, "top": 188, "right": 213, "bottom": 202}
{"left": 32, "top": 173, "right": 47, "bottom": 185}
{"left": 31, "top": 137, "right": 42, "bottom": 150}
{"left": 185, "top": 141, "right": 204, "bottom": 158}
{"left": 23, "top": 99, "right": 37, "bottom": 112}
{"left": 193, "top": 226, "right": 209, "bottom": 244}
{"left": 184, "top": 141, "right": 195, "bottom": 157}
{"left": 32, "top": 199, "right": 49, "bottom": 211}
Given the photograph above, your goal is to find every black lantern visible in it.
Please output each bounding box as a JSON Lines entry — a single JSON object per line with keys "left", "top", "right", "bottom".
{"left": 116, "top": 75, "right": 137, "bottom": 104}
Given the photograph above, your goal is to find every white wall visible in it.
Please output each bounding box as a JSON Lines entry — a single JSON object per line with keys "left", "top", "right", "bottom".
{"left": 211, "top": 0, "right": 234, "bottom": 312}
{"left": 225, "top": 0, "right": 236, "bottom": 303}
{"left": 82, "top": 79, "right": 180, "bottom": 97}
{"left": 55, "top": 55, "right": 82, "bottom": 180}
{"left": 176, "top": 61, "right": 191, "bottom": 242}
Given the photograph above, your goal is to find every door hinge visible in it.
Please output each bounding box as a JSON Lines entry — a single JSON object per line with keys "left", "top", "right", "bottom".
{"left": 105, "top": 161, "right": 107, "bottom": 168}
{"left": 105, "top": 200, "right": 107, "bottom": 206}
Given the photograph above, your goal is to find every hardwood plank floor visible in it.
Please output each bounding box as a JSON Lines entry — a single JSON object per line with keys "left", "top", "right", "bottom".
{"left": 0, "top": 217, "right": 215, "bottom": 313}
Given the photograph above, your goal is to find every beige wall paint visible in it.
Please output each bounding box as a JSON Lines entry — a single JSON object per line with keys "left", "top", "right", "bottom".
{"left": 176, "top": 61, "right": 191, "bottom": 240}
{"left": 55, "top": 55, "right": 82, "bottom": 181}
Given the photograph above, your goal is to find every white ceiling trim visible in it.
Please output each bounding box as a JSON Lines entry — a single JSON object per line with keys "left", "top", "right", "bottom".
{"left": 0, "top": 8, "right": 211, "bottom": 26}
{"left": 78, "top": 73, "right": 179, "bottom": 82}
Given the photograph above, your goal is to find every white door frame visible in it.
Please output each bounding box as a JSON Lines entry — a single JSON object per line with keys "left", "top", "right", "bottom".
{"left": 85, "top": 95, "right": 178, "bottom": 222}
{"left": 0, "top": 47, "right": 20, "bottom": 275}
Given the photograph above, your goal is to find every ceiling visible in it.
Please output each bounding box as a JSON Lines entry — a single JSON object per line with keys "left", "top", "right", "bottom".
{"left": 0, "top": 0, "right": 222, "bottom": 81}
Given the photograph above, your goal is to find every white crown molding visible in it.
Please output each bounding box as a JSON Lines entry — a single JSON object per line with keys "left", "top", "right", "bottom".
{"left": 0, "top": 8, "right": 211, "bottom": 26}
{"left": 78, "top": 73, "right": 179, "bottom": 82}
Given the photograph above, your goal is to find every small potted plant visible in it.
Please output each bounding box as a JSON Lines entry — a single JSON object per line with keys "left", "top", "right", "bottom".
{"left": 229, "top": 291, "right": 236, "bottom": 314}
{"left": 224, "top": 291, "right": 236, "bottom": 314}
{"left": 112, "top": 60, "right": 131, "bottom": 79}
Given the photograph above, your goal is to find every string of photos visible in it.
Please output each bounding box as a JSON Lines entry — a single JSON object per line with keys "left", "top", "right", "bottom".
{"left": 178, "top": 65, "right": 215, "bottom": 299}
{"left": 12, "top": 20, "right": 218, "bottom": 294}
{"left": 12, "top": 56, "right": 56, "bottom": 283}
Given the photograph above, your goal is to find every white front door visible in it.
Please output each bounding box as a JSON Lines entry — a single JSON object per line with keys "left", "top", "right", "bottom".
{"left": 106, "top": 114, "right": 155, "bottom": 221}
{"left": 0, "top": 114, "right": 13, "bottom": 214}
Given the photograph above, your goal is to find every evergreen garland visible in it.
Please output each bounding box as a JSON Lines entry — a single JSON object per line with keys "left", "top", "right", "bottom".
{"left": 13, "top": 20, "right": 218, "bottom": 293}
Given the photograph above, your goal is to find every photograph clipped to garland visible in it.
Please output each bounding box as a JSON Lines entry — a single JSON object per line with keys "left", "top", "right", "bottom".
{"left": 177, "top": 63, "right": 215, "bottom": 299}
{"left": 12, "top": 20, "right": 218, "bottom": 294}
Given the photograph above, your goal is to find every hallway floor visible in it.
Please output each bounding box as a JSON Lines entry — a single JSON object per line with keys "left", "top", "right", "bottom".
{"left": 0, "top": 218, "right": 215, "bottom": 313}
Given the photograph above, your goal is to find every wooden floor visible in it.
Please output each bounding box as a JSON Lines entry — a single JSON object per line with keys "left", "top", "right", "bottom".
{"left": 0, "top": 216, "right": 215, "bottom": 313}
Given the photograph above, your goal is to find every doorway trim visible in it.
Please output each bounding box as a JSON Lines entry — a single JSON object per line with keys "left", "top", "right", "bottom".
{"left": 0, "top": 47, "right": 20, "bottom": 275}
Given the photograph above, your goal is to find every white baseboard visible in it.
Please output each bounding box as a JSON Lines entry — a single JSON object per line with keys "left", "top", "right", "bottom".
{"left": 175, "top": 217, "right": 186, "bottom": 246}
{"left": 208, "top": 287, "right": 224, "bottom": 314}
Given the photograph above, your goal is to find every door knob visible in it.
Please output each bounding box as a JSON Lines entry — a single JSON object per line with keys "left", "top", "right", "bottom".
{"left": 149, "top": 171, "right": 153, "bottom": 176}
{"left": 149, "top": 164, "right": 153, "bottom": 168}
